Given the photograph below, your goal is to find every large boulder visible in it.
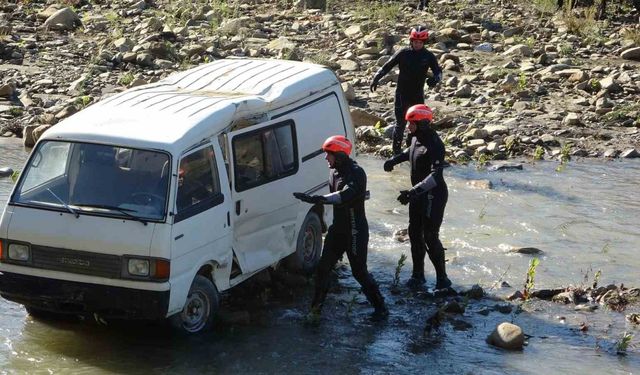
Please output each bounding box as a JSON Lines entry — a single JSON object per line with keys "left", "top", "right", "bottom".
{"left": 487, "top": 322, "right": 525, "bottom": 350}
{"left": 350, "top": 108, "right": 385, "bottom": 128}
{"left": 43, "top": 7, "right": 81, "bottom": 31}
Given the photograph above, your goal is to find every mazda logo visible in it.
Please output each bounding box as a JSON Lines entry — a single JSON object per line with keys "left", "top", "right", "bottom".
{"left": 59, "top": 257, "right": 90, "bottom": 267}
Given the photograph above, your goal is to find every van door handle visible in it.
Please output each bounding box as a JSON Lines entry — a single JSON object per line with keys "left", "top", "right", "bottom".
{"left": 235, "top": 200, "right": 241, "bottom": 215}
{"left": 175, "top": 234, "right": 184, "bottom": 240}
{"left": 227, "top": 211, "right": 230, "bottom": 226}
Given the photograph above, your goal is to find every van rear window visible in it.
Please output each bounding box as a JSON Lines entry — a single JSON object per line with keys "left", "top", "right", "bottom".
{"left": 232, "top": 121, "right": 297, "bottom": 192}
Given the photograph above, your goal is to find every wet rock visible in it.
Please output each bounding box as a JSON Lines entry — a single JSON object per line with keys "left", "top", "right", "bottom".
{"left": 393, "top": 228, "right": 409, "bottom": 243}
{"left": 510, "top": 247, "right": 544, "bottom": 255}
{"left": 466, "top": 179, "right": 493, "bottom": 189}
{"left": 487, "top": 162, "right": 523, "bottom": 171}
{"left": 0, "top": 167, "right": 14, "bottom": 177}
{"left": 507, "top": 290, "right": 524, "bottom": 301}
{"left": 493, "top": 304, "right": 513, "bottom": 314}
{"left": 463, "top": 284, "right": 484, "bottom": 300}
{"left": 487, "top": 322, "right": 525, "bottom": 351}
{"left": 443, "top": 301, "right": 465, "bottom": 314}
{"left": 451, "top": 319, "right": 473, "bottom": 331}
{"left": 603, "top": 149, "right": 619, "bottom": 158}
{"left": 626, "top": 313, "right": 640, "bottom": 324}
{"left": 574, "top": 304, "right": 598, "bottom": 312}
{"left": 552, "top": 291, "right": 575, "bottom": 304}
{"left": 454, "top": 84, "right": 472, "bottom": 98}
{"left": 43, "top": 7, "right": 81, "bottom": 31}
{"left": 531, "top": 289, "right": 565, "bottom": 300}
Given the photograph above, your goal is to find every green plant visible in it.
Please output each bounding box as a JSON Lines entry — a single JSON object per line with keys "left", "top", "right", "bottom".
{"left": 10, "top": 170, "right": 20, "bottom": 183}
{"left": 478, "top": 199, "right": 489, "bottom": 220}
{"left": 558, "top": 43, "right": 573, "bottom": 57}
{"left": 621, "top": 27, "right": 640, "bottom": 45}
{"left": 75, "top": 95, "right": 92, "bottom": 108}
{"left": 119, "top": 72, "right": 135, "bottom": 86}
{"left": 518, "top": 72, "right": 528, "bottom": 91}
{"left": 616, "top": 332, "right": 633, "bottom": 355}
{"left": 533, "top": 145, "right": 545, "bottom": 161}
{"left": 346, "top": 294, "right": 357, "bottom": 316}
{"left": 530, "top": 0, "right": 557, "bottom": 14}
{"left": 352, "top": 0, "right": 401, "bottom": 24}
{"left": 8, "top": 107, "right": 24, "bottom": 118}
{"left": 475, "top": 153, "right": 491, "bottom": 170}
{"left": 562, "top": 3, "right": 599, "bottom": 37}
{"left": 392, "top": 253, "right": 407, "bottom": 289}
{"left": 556, "top": 143, "right": 571, "bottom": 172}
{"left": 523, "top": 258, "right": 540, "bottom": 300}
{"left": 592, "top": 270, "right": 602, "bottom": 289}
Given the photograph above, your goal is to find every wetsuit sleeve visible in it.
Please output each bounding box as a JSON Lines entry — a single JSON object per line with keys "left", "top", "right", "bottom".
{"left": 428, "top": 52, "right": 442, "bottom": 82}
{"left": 326, "top": 168, "right": 366, "bottom": 205}
{"left": 391, "top": 149, "right": 410, "bottom": 164}
{"left": 411, "top": 135, "right": 445, "bottom": 195}
{"left": 373, "top": 49, "right": 402, "bottom": 82}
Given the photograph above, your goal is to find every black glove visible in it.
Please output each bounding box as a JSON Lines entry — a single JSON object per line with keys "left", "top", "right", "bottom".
{"left": 293, "top": 192, "right": 326, "bottom": 204}
{"left": 383, "top": 159, "right": 395, "bottom": 172}
{"left": 397, "top": 190, "right": 415, "bottom": 205}
{"left": 427, "top": 77, "right": 438, "bottom": 88}
{"left": 370, "top": 79, "right": 379, "bottom": 93}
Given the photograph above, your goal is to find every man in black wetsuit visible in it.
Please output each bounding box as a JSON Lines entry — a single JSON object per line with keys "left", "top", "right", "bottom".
{"left": 294, "top": 135, "right": 388, "bottom": 321}
{"left": 382, "top": 105, "right": 452, "bottom": 290}
{"left": 370, "top": 26, "right": 442, "bottom": 155}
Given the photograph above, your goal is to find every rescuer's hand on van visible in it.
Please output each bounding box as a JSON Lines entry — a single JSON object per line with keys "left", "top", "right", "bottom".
{"left": 293, "top": 192, "right": 327, "bottom": 204}
{"left": 383, "top": 159, "right": 395, "bottom": 172}
{"left": 397, "top": 190, "right": 415, "bottom": 205}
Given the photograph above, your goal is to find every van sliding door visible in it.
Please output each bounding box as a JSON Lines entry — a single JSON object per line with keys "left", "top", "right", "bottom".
{"left": 228, "top": 119, "right": 303, "bottom": 274}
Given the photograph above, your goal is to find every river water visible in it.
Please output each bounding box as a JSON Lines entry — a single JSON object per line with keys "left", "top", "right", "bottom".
{"left": 1, "top": 137, "right": 638, "bottom": 374}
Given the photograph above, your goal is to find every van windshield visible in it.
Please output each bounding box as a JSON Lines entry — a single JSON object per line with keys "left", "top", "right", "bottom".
{"left": 12, "top": 141, "right": 170, "bottom": 222}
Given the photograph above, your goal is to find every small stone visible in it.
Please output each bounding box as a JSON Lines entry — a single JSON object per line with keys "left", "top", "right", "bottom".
{"left": 0, "top": 167, "right": 14, "bottom": 177}
{"left": 487, "top": 322, "right": 525, "bottom": 350}
{"left": 574, "top": 304, "right": 598, "bottom": 312}
{"left": 443, "top": 301, "right": 465, "bottom": 314}
{"left": 563, "top": 113, "right": 581, "bottom": 126}
{"left": 552, "top": 291, "right": 575, "bottom": 304}
{"left": 467, "top": 179, "right": 493, "bottom": 189}
{"left": 510, "top": 247, "right": 544, "bottom": 255}
{"left": 341, "top": 82, "right": 355, "bottom": 102}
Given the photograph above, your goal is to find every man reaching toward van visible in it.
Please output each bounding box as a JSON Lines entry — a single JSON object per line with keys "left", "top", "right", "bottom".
{"left": 294, "top": 136, "right": 388, "bottom": 322}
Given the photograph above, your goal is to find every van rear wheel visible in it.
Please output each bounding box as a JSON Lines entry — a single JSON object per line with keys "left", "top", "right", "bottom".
{"left": 170, "top": 275, "right": 220, "bottom": 334}
{"left": 287, "top": 212, "right": 322, "bottom": 274}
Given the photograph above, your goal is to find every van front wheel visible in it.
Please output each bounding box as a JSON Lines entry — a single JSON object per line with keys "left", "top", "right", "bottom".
{"left": 170, "top": 275, "right": 220, "bottom": 334}
{"left": 287, "top": 212, "right": 322, "bottom": 274}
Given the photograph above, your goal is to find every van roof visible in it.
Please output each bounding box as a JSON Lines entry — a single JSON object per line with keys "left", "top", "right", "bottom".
{"left": 42, "top": 59, "right": 340, "bottom": 154}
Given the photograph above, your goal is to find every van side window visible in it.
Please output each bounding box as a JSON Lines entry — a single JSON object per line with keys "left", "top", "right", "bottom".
{"left": 232, "top": 121, "right": 297, "bottom": 192}
{"left": 176, "top": 146, "right": 222, "bottom": 221}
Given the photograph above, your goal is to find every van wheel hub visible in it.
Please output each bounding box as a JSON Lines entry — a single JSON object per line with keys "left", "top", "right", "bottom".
{"left": 182, "top": 291, "right": 210, "bottom": 331}
{"left": 303, "top": 225, "right": 317, "bottom": 262}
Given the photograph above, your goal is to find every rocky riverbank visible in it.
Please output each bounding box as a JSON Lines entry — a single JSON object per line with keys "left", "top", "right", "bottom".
{"left": 1, "top": 0, "right": 639, "bottom": 162}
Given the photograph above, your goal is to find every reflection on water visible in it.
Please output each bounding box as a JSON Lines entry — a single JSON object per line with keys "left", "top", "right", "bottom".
{"left": 1, "top": 138, "right": 639, "bottom": 373}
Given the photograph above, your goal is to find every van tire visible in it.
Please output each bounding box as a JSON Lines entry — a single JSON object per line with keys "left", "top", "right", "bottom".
{"left": 287, "top": 212, "right": 322, "bottom": 274}
{"left": 170, "top": 275, "right": 220, "bottom": 334}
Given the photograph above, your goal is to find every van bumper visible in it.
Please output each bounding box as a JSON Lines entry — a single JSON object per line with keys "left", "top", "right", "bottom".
{"left": 0, "top": 272, "right": 169, "bottom": 320}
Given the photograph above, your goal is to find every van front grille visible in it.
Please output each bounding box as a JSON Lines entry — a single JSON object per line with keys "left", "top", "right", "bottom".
{"left": 31, "top": 245, "right": 122, "bottom": 279}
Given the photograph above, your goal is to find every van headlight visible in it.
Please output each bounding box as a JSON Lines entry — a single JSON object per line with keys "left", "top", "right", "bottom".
{"left": 128, "top": 258, "right": 150, "bottom": 276}
{"left": 8, "top": 243, "right": 30, "bottom": 262}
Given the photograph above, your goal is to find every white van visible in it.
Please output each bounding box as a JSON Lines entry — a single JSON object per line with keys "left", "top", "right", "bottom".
{"left": 0, "top": 58, "right": 355, "bottom": 333}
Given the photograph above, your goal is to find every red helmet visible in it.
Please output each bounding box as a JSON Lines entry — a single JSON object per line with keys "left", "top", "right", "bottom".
{"left": 405, "top": 104, "right": 433, "bottom": 122}
{"left": 410, "top": 26, "right": 429, "bottom": 41}
{"left": 322, "top": 135, "right": 352, "bottom": 155}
